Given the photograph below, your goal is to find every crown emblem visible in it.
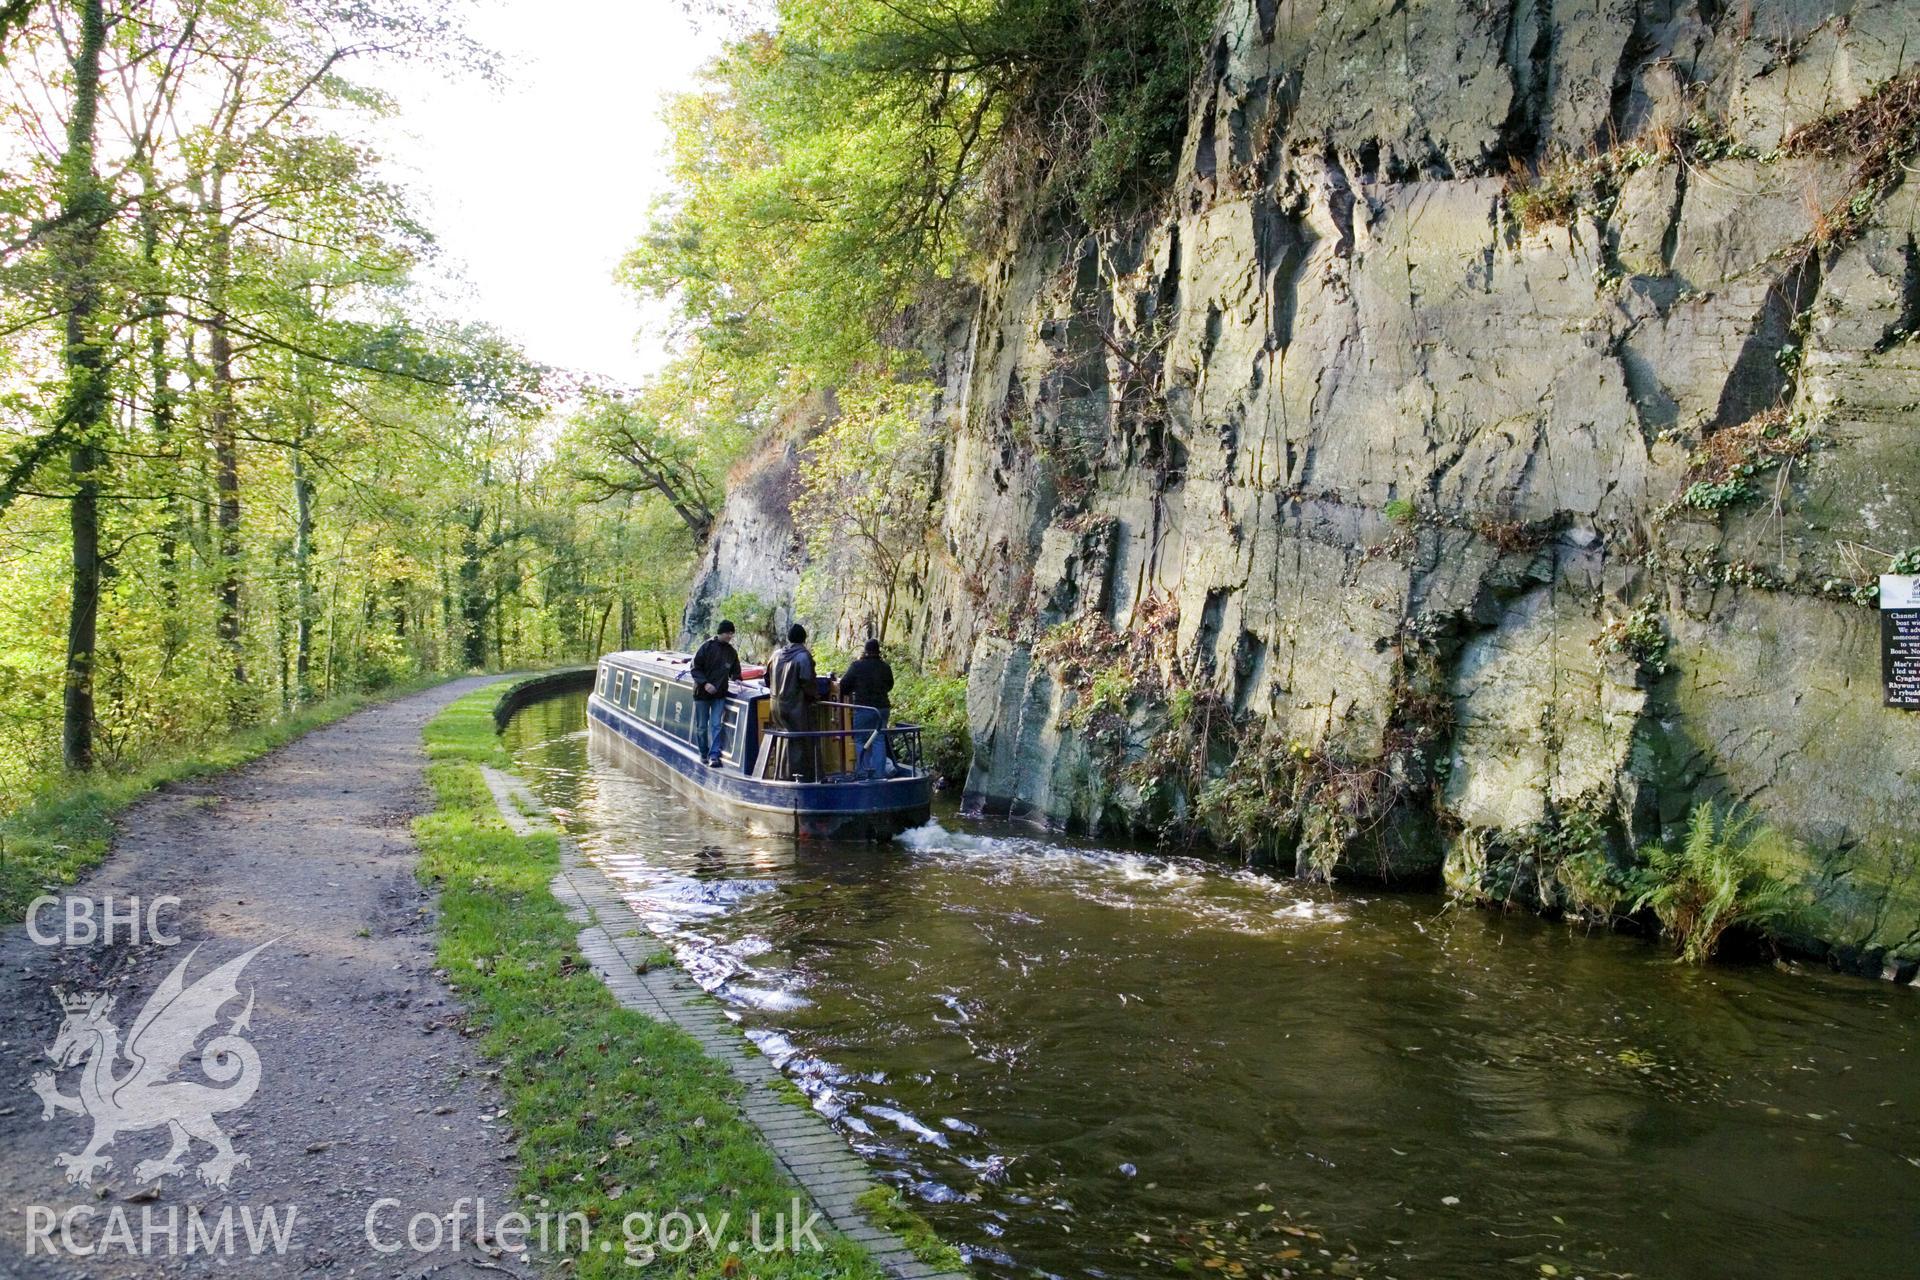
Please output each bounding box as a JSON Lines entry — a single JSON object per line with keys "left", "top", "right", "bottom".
{"left": 57, "top": 989, "right": 98, "bottom": 1014}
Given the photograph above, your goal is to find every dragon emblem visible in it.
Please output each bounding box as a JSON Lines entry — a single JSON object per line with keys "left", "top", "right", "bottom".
{"left": 30, "top": 940, "right": 270, "bottom": 1188}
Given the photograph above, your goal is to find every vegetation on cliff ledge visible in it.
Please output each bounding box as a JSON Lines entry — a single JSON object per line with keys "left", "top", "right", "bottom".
{"left": 625, "top": 0, "right": 1221, "bottom": 391}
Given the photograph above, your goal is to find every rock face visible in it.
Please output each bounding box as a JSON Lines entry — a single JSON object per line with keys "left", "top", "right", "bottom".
{"left": 690, "top": 1, "right": 1920, "bottom": 973}
{"left": 683, "top": 433, "right": 806, "bottom": 654}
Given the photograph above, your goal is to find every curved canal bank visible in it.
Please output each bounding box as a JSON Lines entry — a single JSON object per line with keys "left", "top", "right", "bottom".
{"left": 490, "top": 664, "right": 597, "bottom": 728}
{"left": 504, "top": 688, "right": 1920, "bottom": 1280}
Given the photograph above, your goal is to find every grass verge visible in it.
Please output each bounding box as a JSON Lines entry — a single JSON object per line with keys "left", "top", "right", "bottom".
{"left": 0, "top": 672, "right": 457, "bottom": 922}
{"left": 415, "top": 685, "right": 891, "bottom": 1279}
{"left": 854, "top": 1188, "right": 966, "bottom": 1270}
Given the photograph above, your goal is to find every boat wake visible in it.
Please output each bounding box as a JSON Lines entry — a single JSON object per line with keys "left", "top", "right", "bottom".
{"left": 896, "top": 820, "right": 1349, "bottom": 929}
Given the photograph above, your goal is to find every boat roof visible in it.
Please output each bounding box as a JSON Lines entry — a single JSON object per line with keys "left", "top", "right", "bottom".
{"left": 601, "top": 649, "right": 692, "bottom": 672}
{"left": 600, "top": 649, "right": 770, "bottom": 691}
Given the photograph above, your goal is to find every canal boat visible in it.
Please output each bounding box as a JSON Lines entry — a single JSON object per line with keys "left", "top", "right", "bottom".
{"left": 587, "top": 649, "right": 934, "bottom": 839}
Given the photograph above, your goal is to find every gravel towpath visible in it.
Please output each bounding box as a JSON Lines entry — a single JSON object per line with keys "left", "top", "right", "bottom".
{"left": 0, "top": 676, "right": 525, "bottom": 1279}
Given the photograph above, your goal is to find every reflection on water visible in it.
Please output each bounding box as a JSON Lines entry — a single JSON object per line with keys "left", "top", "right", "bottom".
{"left": 507, "top": 692, "right": 1920, "bottom": 1278}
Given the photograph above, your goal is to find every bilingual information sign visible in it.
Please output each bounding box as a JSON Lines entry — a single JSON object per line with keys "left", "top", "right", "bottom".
{"left": 1886, "top": 575, "right": 1920, "bottom": 710}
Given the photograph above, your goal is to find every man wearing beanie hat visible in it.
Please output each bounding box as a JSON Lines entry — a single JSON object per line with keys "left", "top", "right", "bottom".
{"left": 690, "top": 619, "right": 742, "bottom": 767}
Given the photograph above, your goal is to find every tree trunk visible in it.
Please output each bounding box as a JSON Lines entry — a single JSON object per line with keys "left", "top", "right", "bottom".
{"left": 206, "top": 214, "right": 245, "bottom": 695}
{"left": 493, "top": 581, "right": 505, "bottom": 668}
{"left": 64, "top": 440, "right": 102, "bottom": 769}
{"left": 291, "top": 432, "right": 314, "bottom": 702}
{"left": 274, "top": 553, "right": 292, "bottom": 713}
{"left": 136, "top": 158, "right": 185, "bottom": 673}
{"left": 592, "top": 598, "right": 613, "bottom": 657}
{"left": 58, "top": 0, "right": 109, "bottom": 771}
{"left": 459, "top": 504, "right": 488, "bottom": 668}
{"left": 492, "top": 493, "right": 507, "bottom": 667}
{"left": 438, "top": 548, "right": 452, "bottom": 669}
{"left": 323, "top": 572, "right": 340, "bottom": 696}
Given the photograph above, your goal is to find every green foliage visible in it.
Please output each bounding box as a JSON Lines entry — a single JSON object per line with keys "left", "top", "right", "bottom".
{"left": 1594, "top": 600, "right": 1671, "bottom": 676}
{"left": 715, "top": 591, "right": 778, "bottom": 654}
{"left": 1679, "top": 477, "right": 1756, "bottom": 511}
{"left": 609, "top": 0, "right": 1222, "bottom": 668}
{"left": 853, "top": 1187, "right": 965, "bottom": 1270}
{"left": 418, "top": 687, "right": 889, "bottom": 1279}
{"left": 1053, "top": 0, "right": 1220, "bottom": 219}
{"left": 1192, "top": 664, "right": 1451, "bottom": 883}
{"left": 561, "top": 378, "right": 738, "bottom": 543}
{"left": 0, "top": 1, "right": 705, "bottom": 797}
{"left": 1194, "top": 739, "right": 1301, "bottom": 865}
{"left": 623, "top": 0, "right": 1220, "bottom": 395}
{"left": 1533, "top": 803, "right": 1631, "bottom": 921}
{"left": 792, "top": 374, "right": 940, "bottom": 642}
{"left": 1658, "top": 409, "right": 1826, "bottom": 533}
{"left": 1629, "top": 802, "right": 1801, "bottom": 964}
{"left": 1506, "top": 169, "right": 1584, "bottom": 231}
{"left": 621, "top": 18, "right": 978, "bottom": 390}
{"left": 1449, "top": 796, "right": 1635, "bottom": 921}
{"left": 889, "top": 662, "right": 972, "bottom": 786}
{"left": 1071, "top": 660, "right": 1136, "bottom": 728}
{"left": 1382, "top": 497, "right": 1416, "bottom": 525}
{"left": 1557, "top": 846, "right": 1636, "bottom": 923}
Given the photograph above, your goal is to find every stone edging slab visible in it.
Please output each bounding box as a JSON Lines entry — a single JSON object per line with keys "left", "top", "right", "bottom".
{"left": 478, "top": 766, "right": 968, "bottom": 1280}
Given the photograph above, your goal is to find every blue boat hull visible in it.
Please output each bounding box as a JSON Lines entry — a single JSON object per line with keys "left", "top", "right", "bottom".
{"left": 587, "top": 696, "right": 933, "bottom": 840}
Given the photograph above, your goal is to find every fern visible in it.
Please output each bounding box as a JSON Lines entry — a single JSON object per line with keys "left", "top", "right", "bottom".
{"left": 1630, "top": 802, "right": 1800, "bottom": 963}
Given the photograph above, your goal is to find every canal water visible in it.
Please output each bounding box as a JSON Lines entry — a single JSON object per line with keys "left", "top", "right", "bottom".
{"left": 504, "top": 692, "right": 1920, "bottom": 1279}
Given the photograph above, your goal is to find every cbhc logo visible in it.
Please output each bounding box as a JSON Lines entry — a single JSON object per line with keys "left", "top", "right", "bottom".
{"left": 25, "top": 896, "right": 181, "bottom": 947}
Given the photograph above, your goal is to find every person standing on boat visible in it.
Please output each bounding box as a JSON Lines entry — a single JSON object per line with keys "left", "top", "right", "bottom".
{"left": 767, "top": 623, "right": 820, "bottom": 781}
{"left": 690, "top": 620, "right": 742, "bottom": 767}
{"left": 839, "top": 638, "right": 894, "bottom": 779}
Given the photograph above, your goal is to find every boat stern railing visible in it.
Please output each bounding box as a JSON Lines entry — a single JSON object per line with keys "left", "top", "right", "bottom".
{"left": 753, "top": 713, "right": 924, "bottom": 783}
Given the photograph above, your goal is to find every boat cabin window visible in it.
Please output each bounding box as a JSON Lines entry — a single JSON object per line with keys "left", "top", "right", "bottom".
{"left": 602, "top": 664, "right": 745, "bottom": 757}
{"left": 661, "top": 682, "right": 691, "bottom": 741}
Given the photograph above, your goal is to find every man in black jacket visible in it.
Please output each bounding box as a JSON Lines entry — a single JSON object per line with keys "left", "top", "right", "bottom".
{"left": 690, "top": 620, "right": 742, "bottom": 767}
{"left": 839, "top": 638, "right": 894, "bottom": 778}
{"left": 767, "top": 623, "right": 820, "bottom": 780}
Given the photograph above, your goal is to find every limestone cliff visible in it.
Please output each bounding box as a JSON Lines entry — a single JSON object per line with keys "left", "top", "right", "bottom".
{"left": 686, "top": 0, "right": 1920, "bottom": 975}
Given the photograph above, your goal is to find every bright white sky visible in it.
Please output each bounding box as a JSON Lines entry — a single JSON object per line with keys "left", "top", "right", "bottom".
{"left": 370, "top": 0, "right": 726, "bottom": 386}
